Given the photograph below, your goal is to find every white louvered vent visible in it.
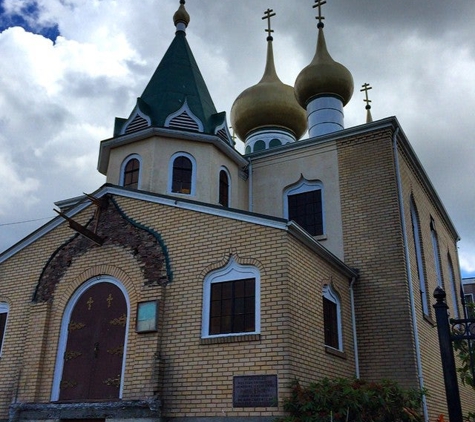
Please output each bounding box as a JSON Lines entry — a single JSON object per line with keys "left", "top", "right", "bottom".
{"left": 168, "top": 111, "right": 200, "bottom": 131}
{"left": 125, "top": 114, "right": 149, "bottom": 134}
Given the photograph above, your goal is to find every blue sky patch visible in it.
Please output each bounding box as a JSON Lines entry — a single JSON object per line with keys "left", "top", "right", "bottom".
{"left": 0, "top": 0, "right": 60, "bottom": 41}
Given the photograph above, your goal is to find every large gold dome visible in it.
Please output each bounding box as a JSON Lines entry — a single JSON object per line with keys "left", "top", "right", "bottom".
{"left": 231, "top": 41, "right": 307, "bottom": 142}
{"left": 295, "top": 27, "right": 354, "bottom": 108}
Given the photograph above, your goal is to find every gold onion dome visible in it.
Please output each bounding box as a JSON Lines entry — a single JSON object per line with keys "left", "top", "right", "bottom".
{"left": 295, "top": 25, "right": 354, "bottom": 108}
{"left": 173, "top": 0, "right": 190, "bottom": 28}
{"left": 231, "top": 38, "right": 307, "bottom": 142}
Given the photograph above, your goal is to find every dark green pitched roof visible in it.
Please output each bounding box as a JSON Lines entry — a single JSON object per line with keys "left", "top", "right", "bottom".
{"left": 116, "top": 30, "right": 222, "bottom": 137}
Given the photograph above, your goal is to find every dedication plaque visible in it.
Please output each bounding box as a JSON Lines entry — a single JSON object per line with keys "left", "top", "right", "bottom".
{"left": 233, "top": 375, "right": 278, "bottom": 408}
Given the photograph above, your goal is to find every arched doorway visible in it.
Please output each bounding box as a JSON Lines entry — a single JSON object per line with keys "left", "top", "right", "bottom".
{"left": 52, "top": 278, "right": 129, "bottom": 401}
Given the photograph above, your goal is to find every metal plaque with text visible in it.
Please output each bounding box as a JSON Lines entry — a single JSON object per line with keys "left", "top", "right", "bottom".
{"left": 233, "top": 375, "right": 278, "bottom": 408}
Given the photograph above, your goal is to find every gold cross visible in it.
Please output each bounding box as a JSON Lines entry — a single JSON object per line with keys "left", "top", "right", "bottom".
{"left": 360, "top": 83, "right": 372, "bottom": 108}
{"left": 87, "top": 297, "right": 94, "bottom": 311}
{"left": 106, "top": 293, "right": 113, "bottom": 308}
{"left": 313, "top": 0, "right": 327, "bottom": 27}
{"left": 262, "top": 8, "right": 276, "bottom": 39}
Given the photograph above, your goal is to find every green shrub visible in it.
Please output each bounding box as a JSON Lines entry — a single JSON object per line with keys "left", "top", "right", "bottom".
{"left": 278, "top": 378, "right": 425, "bottom": 422}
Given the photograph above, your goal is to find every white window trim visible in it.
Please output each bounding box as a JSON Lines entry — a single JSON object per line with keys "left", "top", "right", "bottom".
{"left": 322, "top": 284, "right": 343, "bottom": 351}
{"left": 283, "top": 178, "right": 325, "bottom": 236}
{"left": 119, "top": 153, "right": 143, "bottom": 188}
{"left": 167, "top": 152, "right": 197, "bottom": 196}
{"left": 0, "top": 302, "right": 9, "bottom": 356}
{"left": 218, "top": 166, "right": 231, "bottom": 207}
{"left": 410, "top": 200, "right": 429, "bottom": 316}
{"left": 51, "top": 277, "right": 130, "bottom": 401}
{"left": 201, "top": 257, "right": 260, "bottom": 339}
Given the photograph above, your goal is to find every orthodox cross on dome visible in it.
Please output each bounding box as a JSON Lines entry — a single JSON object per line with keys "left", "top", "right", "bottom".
{"left": 360, "top": 83, "right": 373, "bottom": 123}
{"left": 262, "top": 8, "right": 276, "bottom": 40}
{"left": 229, "top": 126, "right": 236, "bottom": 141}
{"left": 361, "top": 82, "right": 372, "bottom": 108}
{"left": 313, "top": 0, "right": 326, "bottom": 28}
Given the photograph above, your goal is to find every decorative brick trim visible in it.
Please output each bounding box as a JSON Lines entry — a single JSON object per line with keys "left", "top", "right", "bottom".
{"left": 200, "top": 334, "right": 261, "bottom": 345}
{"left": 34, "top": 195, "right": 171, "bottom": 302}
{"left": 198, "top": 251, "right": 265, "bottom": 280}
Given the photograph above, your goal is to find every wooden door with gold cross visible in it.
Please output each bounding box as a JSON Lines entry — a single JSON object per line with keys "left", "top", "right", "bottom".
{"left": 59, "top": 282, "right": 127, "bottom": 401}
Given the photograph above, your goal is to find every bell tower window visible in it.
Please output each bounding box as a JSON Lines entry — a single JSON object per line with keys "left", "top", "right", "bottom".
{"left": 219, "top": 168, "right": 230, "bottom": 207}
{"left": 120, "top": 155, "right": 142, "bottom": 189}
{"left": 168, "top": 152, "right": 197, "bottom": 196}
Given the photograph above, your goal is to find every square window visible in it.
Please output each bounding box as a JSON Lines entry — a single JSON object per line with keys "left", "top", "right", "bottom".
{"left": 136, "top": 301, "right": 158, "bottom": 333}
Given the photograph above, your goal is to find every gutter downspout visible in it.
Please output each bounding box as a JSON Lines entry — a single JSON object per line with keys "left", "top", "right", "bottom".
{"left": 393, "top": 128, "right": 429, "bottom": 422}
{"left": 349, "top": 276, "right": 360, "bottom": 378}
{"left": 248, "top": 161, "right": 253, "bottom": 212}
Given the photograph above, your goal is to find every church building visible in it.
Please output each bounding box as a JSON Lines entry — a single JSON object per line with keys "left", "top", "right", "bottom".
{"left": 0, "top": 1, "right": 472, "bottom": 421}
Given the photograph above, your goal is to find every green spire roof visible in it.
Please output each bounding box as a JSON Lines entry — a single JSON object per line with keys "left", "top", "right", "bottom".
{"left": 142, "top": 31, "right": 218, "bottom": 129}
{"left": 115, "top": 30, "right": 229, "bottom": 139}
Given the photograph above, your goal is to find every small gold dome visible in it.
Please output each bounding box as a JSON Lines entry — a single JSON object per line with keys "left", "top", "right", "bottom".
{"left": 173, "top": 1, "right": 190, "bottom": 28}
{"left": 231, "top": 40, "right": 307, "bottom": 141}
{"left": 295, "top": 27, "right": 354, "bottom": 107}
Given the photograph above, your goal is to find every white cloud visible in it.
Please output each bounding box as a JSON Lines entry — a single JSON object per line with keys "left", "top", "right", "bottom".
{"left": 0, "top": 0, "right": 474, "bottom": 279}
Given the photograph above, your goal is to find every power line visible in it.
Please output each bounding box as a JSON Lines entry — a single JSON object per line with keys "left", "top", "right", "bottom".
{"left": 0, "top": 216, "right": 55, "bottom": 227}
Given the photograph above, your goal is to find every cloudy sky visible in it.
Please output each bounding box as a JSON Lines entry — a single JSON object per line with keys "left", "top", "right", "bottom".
{"left": 0, "top": 0, "right": 474, "bottom": 277}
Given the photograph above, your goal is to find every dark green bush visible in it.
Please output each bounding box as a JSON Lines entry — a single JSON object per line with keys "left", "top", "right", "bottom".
{"left": 278, "top": 378, "right": 424, "bottom": 422}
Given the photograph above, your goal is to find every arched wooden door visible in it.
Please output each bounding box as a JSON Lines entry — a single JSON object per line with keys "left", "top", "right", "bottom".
{"left": 59, "top": 282, "right": 127, "bottom": 401}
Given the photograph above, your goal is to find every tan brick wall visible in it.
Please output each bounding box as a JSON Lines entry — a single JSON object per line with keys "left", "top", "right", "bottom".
{"left": 398, "top": 142, "right": 473, "bottom": 419}
{"left": 286, "top": 234, "right": 356, "bottom": 383}
{"left": 0, "top": 197, "right": 357, "bottom": 420}
{"left": 337, "top": 129, "right": 419, "bottom": 388}
{"left": 337, "top": 127, "right": 474, "bottom": 419}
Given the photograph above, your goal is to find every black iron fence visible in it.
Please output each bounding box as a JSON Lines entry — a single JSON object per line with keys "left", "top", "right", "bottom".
{"left": 433, "top": 286, "right": 475, "bottom": 422}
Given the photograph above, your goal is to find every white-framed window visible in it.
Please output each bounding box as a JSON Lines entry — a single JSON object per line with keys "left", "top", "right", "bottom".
{"left": 168, "top": 152, "right": 197, "bottom": 196}
{"left": 202, "top": 258, "right": 260, "bottom": 338}
{"left": 218, "top": 166, "right": 231, "bottom": 207}
{"left": 0, "top": 302, "right": 9, "bottom": 356}
{"left": 430, "top": 218, "right": 444, "bottom": 288}
{"left": 447, "top": 254, "right": 460, "bottom": 318}
{"left": 284, "top": 179, "right": 324, "bottom": 236}
{"left": 119, "top": 154, "right": 142, "bottom": 189}
{"left": 410, "top": 199, "right": 429, "bottom": 316}
{"left": 322, "top": 284, "right": 343, "bottom": 351}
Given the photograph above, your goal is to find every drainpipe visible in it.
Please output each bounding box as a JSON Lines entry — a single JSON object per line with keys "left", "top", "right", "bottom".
{"left": 248, "top": 161, "right": 253, "bottom": 212}
{"left": 349, "top": 276, "right": 360, "bottom": 378}
{"left": 393, "top": 127, "right": 429, "bottom": 422}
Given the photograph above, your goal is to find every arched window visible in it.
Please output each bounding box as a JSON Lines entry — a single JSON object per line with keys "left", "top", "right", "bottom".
{"left": 202, "top": 258, "right": 260, "bottom": 338}
{"left": 284, "top": 179, "right": 324, "bottom": 236}
{"left": 169, "top": 153, "right": 196, "bottom": 195}
{"left": 322, "top": 284, "right": 342, "bottom": 351}
{"left": 430, "top": 218, "right": 444, "bottom": 288}
{"left": 447, "top": 254, "right": 459, "bottom": 318}
{"left": 51, "top": 277, "right": 130, "bottom": 401}
{"left": 219, "top": 168, "right": 230, "bottom": 207}
{"left": 410, "top": 199, "right": 429, "bottom": 316}
{"left": 120, "top": 155, "right": 141, "bottom": 189}
{"left": 0, "top": 302, "right": 9, "bottom": 356}
{"left": 254, "top": 140, "right": 266, "bottom": 152}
